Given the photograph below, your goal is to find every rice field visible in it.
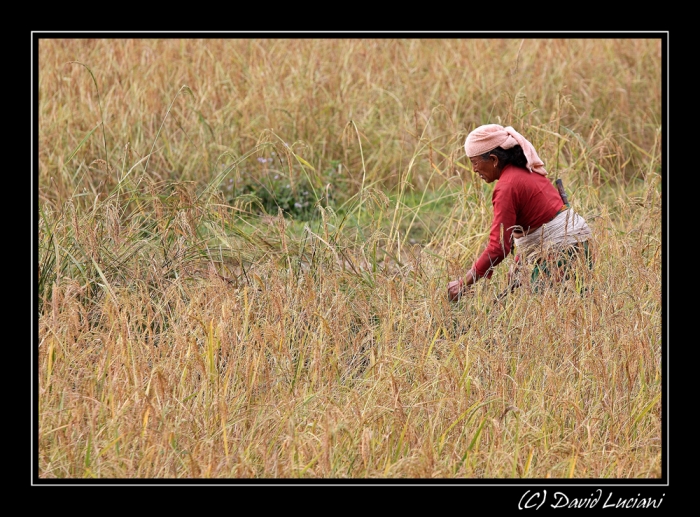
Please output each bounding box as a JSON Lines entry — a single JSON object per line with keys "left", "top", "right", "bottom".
{"left": 34, "top": 35, "right": 665, "bottom": 487}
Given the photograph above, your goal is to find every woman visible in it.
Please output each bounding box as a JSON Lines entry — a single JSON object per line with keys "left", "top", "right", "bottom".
{"left": 447, "top": 124, "right": 593, "bottom": 302}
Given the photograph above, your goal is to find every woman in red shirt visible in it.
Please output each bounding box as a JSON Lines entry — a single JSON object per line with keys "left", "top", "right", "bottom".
{"left": 447, "top": 124, "right": 592, "bottom": 302}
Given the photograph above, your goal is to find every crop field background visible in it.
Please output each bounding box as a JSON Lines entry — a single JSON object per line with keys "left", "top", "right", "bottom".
{"left": 35, "top": 36, "right": 664, "bottom": 483}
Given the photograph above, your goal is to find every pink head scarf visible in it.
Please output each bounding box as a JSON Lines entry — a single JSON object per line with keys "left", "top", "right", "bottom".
{"left": 464, "top": 124, "right": 547, "bottom": 175}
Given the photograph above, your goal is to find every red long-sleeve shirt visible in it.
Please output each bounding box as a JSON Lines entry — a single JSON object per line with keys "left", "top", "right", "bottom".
{"left": 471, "top": 164, "right": 564, "bottom": 278}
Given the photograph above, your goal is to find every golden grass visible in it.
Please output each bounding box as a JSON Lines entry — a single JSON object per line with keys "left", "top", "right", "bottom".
{"left": 36, "top": 36, "right": 662, "bottom": 479}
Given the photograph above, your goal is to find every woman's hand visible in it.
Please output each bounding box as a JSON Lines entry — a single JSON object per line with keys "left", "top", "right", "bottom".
{"left": 447, "top": 277, "right": 465, "bottom": 302}
{"left": 448, "top": 269, "right": 477, "bottom": 301}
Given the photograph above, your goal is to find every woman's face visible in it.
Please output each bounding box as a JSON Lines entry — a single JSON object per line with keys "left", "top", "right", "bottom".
{"left": 469, "top": 154, "right": 499, "bottom": 183}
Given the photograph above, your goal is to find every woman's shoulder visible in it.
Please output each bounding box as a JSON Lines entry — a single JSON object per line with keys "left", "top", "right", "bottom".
{"left": 502, "top": 165, "right": 550, "bottom": 185}
{"left": 499, "top": 165, "right": 529, "bottom": 186}
{"left": 502, "top": 164, "right": 531, "bottom": 177}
